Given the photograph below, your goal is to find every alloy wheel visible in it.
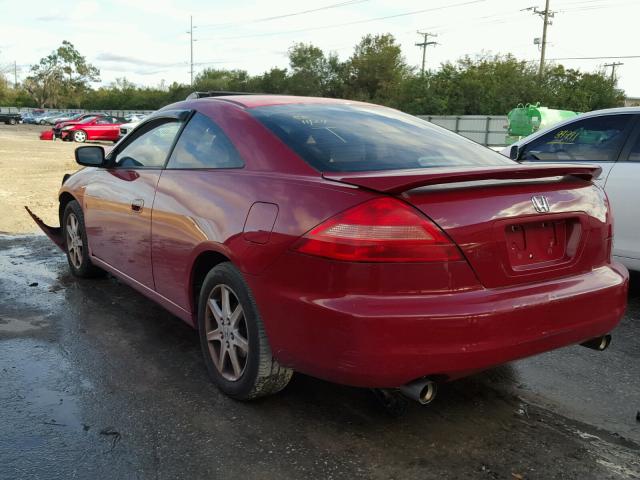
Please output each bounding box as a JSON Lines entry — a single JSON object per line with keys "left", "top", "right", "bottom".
{"left": 74, "top": 131, "right": 87, "bottom": 142}
{"left": 66, "top": 213, "right": 83, "bottom": 269}
{"left": 204, "top": 284, "right": 249, "bottom": 381}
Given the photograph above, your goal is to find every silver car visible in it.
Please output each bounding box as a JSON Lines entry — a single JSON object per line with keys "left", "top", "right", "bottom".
{"left": 502, "top": 107, "right": 640, "bottom": 271}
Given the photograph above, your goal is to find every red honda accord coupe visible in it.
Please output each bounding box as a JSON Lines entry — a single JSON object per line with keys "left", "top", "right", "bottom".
{"left": 28, "top": 94, "right": 628, "bottom": 405}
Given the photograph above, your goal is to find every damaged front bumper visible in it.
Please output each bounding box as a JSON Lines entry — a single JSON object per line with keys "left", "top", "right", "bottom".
{"left": 24, "top": 206, "right": 65, "bottom": 251}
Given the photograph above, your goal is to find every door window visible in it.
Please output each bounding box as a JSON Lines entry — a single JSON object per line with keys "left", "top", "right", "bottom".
{"left": 520, "top": 114, "right": 631, "bottom": 162}
{"left": 166, "top": 112, "right": 244, "bottom": 169}
{"left": 113, "top": 121, "right": 181, "bottom": 168}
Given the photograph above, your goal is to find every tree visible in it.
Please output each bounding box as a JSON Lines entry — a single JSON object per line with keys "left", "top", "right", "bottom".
{"left": 541, "top": 65, "right": 624, "bottom": 112}
{"left": 394, "top": 53, "right": 624, "bottom": 115}
{"left": 24, "top": 41, "right": 99, "bottom": 108}
{"left": 345, "top": 34, "right": 410, "bottom": 103}
{"left": 286, "top": 43, "right": 345, "bottom": 97}
{"left": 255, "top": 67, "right": 289, "bottom": 94}
{"left": 193, "top": 68, "right": 252, "bottom": 92}
{"left": 9, "top": 35, "right": 625, "bottom": 114}
{"left": 0, "top": 72, "right": 9, "bottom": 104}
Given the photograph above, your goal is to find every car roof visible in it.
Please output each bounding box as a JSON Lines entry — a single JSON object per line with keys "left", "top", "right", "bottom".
{"left": 195, "top": 94, "right": 366, "bottom": 109}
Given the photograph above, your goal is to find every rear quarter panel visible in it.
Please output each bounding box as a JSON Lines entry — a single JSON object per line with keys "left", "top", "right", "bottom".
{"left": 151, "top": 170, "right": 372, "bottom": 314}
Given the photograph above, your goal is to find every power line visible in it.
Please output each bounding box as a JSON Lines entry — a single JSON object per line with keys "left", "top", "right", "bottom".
{"left": 198, "top": 0, "right": 487, "bottom": 42}
{"left": 547, "top": 55, "right": 640, "bottom": 60}
{"left": 198, "top": 1, "right": 370, "bottom": 29}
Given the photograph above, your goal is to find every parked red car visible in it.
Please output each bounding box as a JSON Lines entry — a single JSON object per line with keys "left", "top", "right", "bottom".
{"left": 60, "top": 115, "right": 123, "bottom": 143}
{"left": 53, "top": 113, "right": 106, "bottom": 140}
{"left": 27, "top": 95, "right": 628, "bottom": 406}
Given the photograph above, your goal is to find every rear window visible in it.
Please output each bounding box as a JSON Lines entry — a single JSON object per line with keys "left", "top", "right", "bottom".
{"left": 250, "top": 104, "right": 513, "bottom": 172}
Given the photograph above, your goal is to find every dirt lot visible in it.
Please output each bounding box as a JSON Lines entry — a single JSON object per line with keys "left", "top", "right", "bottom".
{"left": 0, "top": 124, "right": 84, "bottom": 233}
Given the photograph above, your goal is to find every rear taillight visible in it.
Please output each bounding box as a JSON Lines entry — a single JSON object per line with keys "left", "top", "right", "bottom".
{"left": 292, "top": 197, "right": 462, "bottom": 262}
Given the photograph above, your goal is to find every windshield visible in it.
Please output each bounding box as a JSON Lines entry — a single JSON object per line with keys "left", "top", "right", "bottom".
{"left": 78, "top": 116, "right": 98, "bottom": 124}
{"left": 250, "top": 104, "right": 513, "bottom": 172}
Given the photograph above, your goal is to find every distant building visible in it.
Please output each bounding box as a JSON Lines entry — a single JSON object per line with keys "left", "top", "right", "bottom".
{"left": 624, "top": 97, "right": 640, "bottom": 107}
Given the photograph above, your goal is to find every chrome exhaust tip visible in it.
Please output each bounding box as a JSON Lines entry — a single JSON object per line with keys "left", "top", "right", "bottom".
{"left": 580, "top": 334, "right": 611, "bottom": 351}
{"left": 399, "top": 379, "right": 438, "bottom": 405}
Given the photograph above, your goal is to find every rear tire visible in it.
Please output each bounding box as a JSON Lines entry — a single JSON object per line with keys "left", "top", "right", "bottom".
{"left": 62, "top": 201, "right": 103, "bottom": 278}
{"left": 198, "top": 262, "right": 292, "bottom": 400}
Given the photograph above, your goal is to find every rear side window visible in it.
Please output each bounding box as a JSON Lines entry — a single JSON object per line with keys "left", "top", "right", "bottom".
{"left": 626, "top": 130, "right": 640, "bottom": 162}
{"left": 249, "top": 104, "right": 512, "bottom": 172}
{"left": 521, "top": 114, "right": 631, "bottom": 162}
{"left": 166, "top": 112, "right": 244, "bottom": 169}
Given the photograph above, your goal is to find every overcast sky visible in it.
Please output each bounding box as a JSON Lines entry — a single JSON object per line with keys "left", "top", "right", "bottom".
{"left": 1, "top": 0, "right": 639, "bottom": 96}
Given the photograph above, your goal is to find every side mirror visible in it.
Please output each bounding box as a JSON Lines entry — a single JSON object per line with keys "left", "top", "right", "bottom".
{"left": 509, "top": 144, "right": 521, "bottom": 161}
{"left": 75, "top": 146, "right": 105, "bottom": 167}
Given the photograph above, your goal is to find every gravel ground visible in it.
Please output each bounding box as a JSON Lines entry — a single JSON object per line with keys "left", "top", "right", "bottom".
{"left": 0, "top": 124, "right": 92, "bottom": 234}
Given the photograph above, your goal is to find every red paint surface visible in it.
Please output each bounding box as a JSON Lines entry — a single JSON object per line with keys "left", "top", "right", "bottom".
{"left": 39, "top": 130, "right": 53, "bottom": 140}
{"left": 51, "top": 95, "right": 628, "bottom": 388}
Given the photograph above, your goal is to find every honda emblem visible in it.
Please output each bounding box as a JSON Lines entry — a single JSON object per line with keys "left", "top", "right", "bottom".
{"left": 531, "top": 195, "right": 550, "bottom": 213}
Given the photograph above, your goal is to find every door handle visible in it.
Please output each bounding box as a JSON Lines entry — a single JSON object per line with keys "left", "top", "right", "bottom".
{"left": 131, "top": 199, "right": 144, "bottom": 213}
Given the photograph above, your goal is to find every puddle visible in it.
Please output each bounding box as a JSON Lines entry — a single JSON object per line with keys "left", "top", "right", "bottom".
{"left": 0, "top": 339, "right": 91, "bottom": 431}
{"left": 0, "top": 315, "right": 49, "bottom": 333}
{"left": 0, "top": 238, "right": 64, "bottom": 287}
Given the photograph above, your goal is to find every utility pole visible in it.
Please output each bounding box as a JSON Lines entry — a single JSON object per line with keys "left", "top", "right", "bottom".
{"left": 13, "top": 61, "right": 17, "bottom": 88}
{"left": 604, "top": 62, "right": 624, "bottom": 83}
{"left": 187, "top": 16, "right": 197, "bottom": 86}
{"left": 526, "top": 1, "right": 555, "bottom": 77}
{"left": 415, "top": 32, "right": 438, "bottom": 76}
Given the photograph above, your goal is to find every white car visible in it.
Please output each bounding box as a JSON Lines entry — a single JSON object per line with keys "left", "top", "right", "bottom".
{"left": 501, "top": 107, "right": 640, "bottom": 271}
{"left": 118, "top": 118, "right": 145, "bottom": 139}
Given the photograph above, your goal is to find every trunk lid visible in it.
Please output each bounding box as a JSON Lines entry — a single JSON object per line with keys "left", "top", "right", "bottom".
{"left": 324, "top": 164, "right": 611, "bottom": 288}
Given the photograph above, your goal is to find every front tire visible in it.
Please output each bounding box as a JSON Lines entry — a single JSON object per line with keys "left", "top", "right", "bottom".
{"left": 73, "top": 130, "right": 87, "bottom": 143}
{"left": 62, "top": 201, "right": 103, "bottom": 278}
{"left": 198, "top": 262, "right": 292, "bottom": 400}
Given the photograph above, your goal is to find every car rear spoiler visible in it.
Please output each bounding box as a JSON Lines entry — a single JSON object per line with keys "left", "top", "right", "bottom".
{"left": 24, "top": 206, "right": 65, "bottom": 251}
{"left": 322, "top": 164, "right": 601, "bottom": 194}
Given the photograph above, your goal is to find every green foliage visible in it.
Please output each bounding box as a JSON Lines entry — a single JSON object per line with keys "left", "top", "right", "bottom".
{"left": 286, "top": 43, "right": 345, "bottom": 97}
{"left": 395, "top": 53, "right": 624, "bottom": 115}
{"left": 254, "top": 67, "right": 289, "bottom": 94}
{"left": 193, "top": 68, "right": 253, "bottom": 92}
{"left": 0, "top": 72, "right": 9, "bottom": 103}
{"left": 5, "top": 38, "right": 626, "bottom": 115}
{"left": 24, "top": 41, "right": 100, "bottom": 108}
{"left": 345, "top": 34, "right": 411, "bottom": 104}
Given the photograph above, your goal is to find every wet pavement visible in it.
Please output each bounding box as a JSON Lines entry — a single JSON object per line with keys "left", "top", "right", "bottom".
{"left": 1, "top": 234, "right": 639, "bottom": 479}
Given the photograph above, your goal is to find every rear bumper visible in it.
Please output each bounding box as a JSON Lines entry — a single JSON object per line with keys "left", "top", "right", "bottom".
{"left": 251, "top": 262, "right": 628, "bottom": 388}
